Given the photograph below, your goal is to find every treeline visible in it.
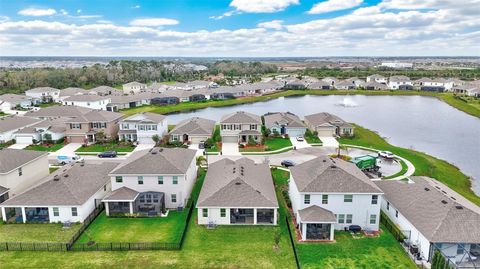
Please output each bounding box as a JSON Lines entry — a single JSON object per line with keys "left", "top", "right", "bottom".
{"left": 301, "top": 67, "right": 480, "bottom": 80}
{"left": 207, "top": 61, "right": 278, "bottom": 77}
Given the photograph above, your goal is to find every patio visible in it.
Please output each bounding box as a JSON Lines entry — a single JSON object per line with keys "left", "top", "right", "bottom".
{"left": 229, "top": 208, "right": 276, "bottom": 224}
{"left": 104, "top": 189, "right": 166, "bottom": 217}
{"left": 1, "top": 207, "right": 50, "bottom": 223}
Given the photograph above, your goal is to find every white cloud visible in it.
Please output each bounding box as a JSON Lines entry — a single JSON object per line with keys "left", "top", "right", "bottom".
{"left": 210, "top": 11, "right": 236, "bottom": 20}
{"left": 230, "top": 0, "right": 299, "bottom": 13}
{"left": 77, "top": 9, "right": 82, "bottom": 14}
{"left": 18, "top": 8, "right": 57, "bottom": 17}
{"left": 129, "top": 18, "right": 179, "bottom": 27}
{"left": 308, "top": 0, "right": 363, "bottom": 14}
{"left": 59, "top": 9, "right": 69, "bottom": 16}
{"left": 132, "top": 5, "right": 141, "bottom": 9}
{"left": 257, "top": 20, "right": 284, "bottom": 30}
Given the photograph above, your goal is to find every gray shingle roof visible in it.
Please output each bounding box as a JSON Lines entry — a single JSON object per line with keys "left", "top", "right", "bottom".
{"left": 66, "top": 110, "right": 123, "bottom": 123}
{"left": 64, "top": 95, "right": 110, "bottom": 102}
{"left": 220, "top": 111, "right": 261, "bottom": 124}
{"left": 109, "top": 147, "right": 196, "bottom": 175}
{"left": 123, "top": 112, "right": 166, "bottom": 124}
{"left": 25, "top": 87, "right": 59, "bottom": 94}
{"left": 0, "top": 116, "right": 42, "bottom": 133}
{"left": 1, "top": 162, "right": 118, "bottom": 206}
{"left": 103, "top": 187, "right": 139, "bottom": 202}
{"left": 290, "top": 157, "right": 383, "bottom": 193}
{"left": 0, "top": 94, "right": 30, "bottom": 104}
{"left": 197, "top": 158, "right": 278, "bottom": 208}
{"left": 375, "top": 176, "right": 480, "bottom": 244}
{"left": 264, "top": 112, "right": 306, "bottom": 129}
{"left": 304, "top": 112, "right": 352, "bottom": 128}
{"left": 26, "top": 106, "right": 92, "bottom": 119}
{"left": 0, "top": 185, "right": 8, "bottom": 195}
{"left": 170, "top": 117, "right": 215, "bottom": 136}
{"left": 298, "top": 205, "right": 337, "bottom": 223}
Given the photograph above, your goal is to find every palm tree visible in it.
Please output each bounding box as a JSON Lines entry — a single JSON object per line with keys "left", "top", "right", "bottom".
{"left": 337, "top": 144, "right": 348, "bottom": 158}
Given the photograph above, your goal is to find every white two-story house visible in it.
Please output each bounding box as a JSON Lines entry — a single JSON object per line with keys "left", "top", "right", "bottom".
{"left": 25, "top": 87, "right": 60, "bottom": 104}
{"left": 388, "top": 76, "right": 414, "bottom": 90}
{"left": 220, "top": 111, "right": 262, "bottom": 144}
{"left": 118, "top": 112, "right": 168, "bottom": 144}
{"left": 289, "top": 157, "right": 383, "bottom": 241}
{"left": 103, "top": 148, "right": 197, "bottom": 217}
{"left": 63, "top": 95, "right": 111, "bottom": 110}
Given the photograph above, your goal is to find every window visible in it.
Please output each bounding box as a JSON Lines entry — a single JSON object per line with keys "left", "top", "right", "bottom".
{"left": 202, "top": 208, "right": 208, "bottom": 217}
{"left": 70, "top": 123, "right": 81, "bottom": 129}
{"left": 344, "top": 195, "right": 353, "bottom": 202}
{"left": 18, "top": 167, "right": 23, "bottom": 176}
{"left": 158, "top": 176, "right": 163, "bottom": 184}
{"left": 372, "top": 195, "right": 378, "bottom": 205}
{"left": 53, "top": 207, "right": 59, "bottom": 217}
{"left": 338, "top": 214, "right": 345, "bottom": 224}
{"left": 115, "top": 176, "right": 123, "bottom": 183}
{"left": 346, "top": 214, "right": 353, "bottom": 224}
{"left": 138, "top": 176, "right": 144, "bottom": 185}
{"left": 171, "top": 194, "right": 177, "bottom": 203}
{"left": 322, "top": 194, "right": 328, "bottom": 204}
{"left": 220, "top": 208, "right": 226, "bottom": 217}
{"left": 370, "top": 214, "right": 377, "bottom": 224}
{"left": 173, "top": 176, "right": 178, "bottom": 185}
{"left": 304, "top": 194, "right": 310, "bottom": 204}
{"left": 104, "top": 185, "right": 107, "bottom": 191}
{"left": 153, "top": 194, "right": 159, "bottom": 203}
{"left": 457, "top": 244, "right": 465, "bottom": 255}
{"left": 395, "top": 210, "right": 398, "bottom": 218}
{"left": 250, "top": 124, "right": 257, "bottom": 130}
{"left": 387, "top": 202, "right": 390, "bottom": 210}
{"left": 72, "top": 207, "right": 78, "bottom": 217}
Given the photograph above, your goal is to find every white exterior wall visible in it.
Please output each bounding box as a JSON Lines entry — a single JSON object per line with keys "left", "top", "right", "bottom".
{"left": 64, "top": 99, "right": 110, "bottom": 110}
{"left": 119, "top": 119, "right": 168, "bottom": 144}
{"left": 26, "top": 91, "right": 61, "bottom": 102}
{"left": 197, "top": 207, "right": 232, "bottom": 225}
{"left": 0, "top": 154, "right": 49, "bottom": 196}
{"left": 388, "top": 81, "right": 413, "bottom": 90}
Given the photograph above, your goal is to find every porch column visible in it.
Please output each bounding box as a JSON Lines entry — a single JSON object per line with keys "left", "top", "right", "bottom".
{"left": 302, "top": 223, "right": 307, "bottom": 240}
{"left": 21, "top": 207, "right": 26, "bottom": 223}
{"left": 129, "top": 202, "right": 133, "bottom": 214}
{"left": 1, "top": 207, "right": 6, "bottom": 222}
{"left": 253, "top": 208, "right": 257, "bottom": 224}
{"left": 105, "top": 202, "right": 110, "bottom": 216}
{"left": 329, "top": 224, "right": 335, "bottom": 241}
{"left": 273, "top": 208, "right": 278, "bottom": 225}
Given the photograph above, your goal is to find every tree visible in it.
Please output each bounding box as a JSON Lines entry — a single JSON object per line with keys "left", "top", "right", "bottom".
{"left": 95, "top": 131, "right": 106, "bottom": 144}
{"left": 247, "top": 136, "right": 257, "bottom": 146}
{"left": 152, "top": 134, "right": 160, "bottom": 146}
{"left": 337, "top": 144, "right": 348, "bottom": 157}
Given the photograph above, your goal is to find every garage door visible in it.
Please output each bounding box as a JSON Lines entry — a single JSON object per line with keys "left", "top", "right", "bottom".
{"left": 316, "top": 129, "right": 334, "bottom": 137}
{"left": 15, "top": 136, "right": 33, "bottom": 144}
{"left": 221, "top": 136, "right": 238, "bottom": 143}
{"left": 190, "top": 136, "right": 206, "bottom": 143}
{"left": 138, "top": 136, "right": 154, "bottom": 144}
{"left": 286, "top": 128, "right": 306, "bottom": 137}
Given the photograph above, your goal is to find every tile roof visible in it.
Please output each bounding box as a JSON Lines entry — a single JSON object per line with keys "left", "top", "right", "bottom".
{"left": 0, "top": 148, "right": 47, "bottom": 174}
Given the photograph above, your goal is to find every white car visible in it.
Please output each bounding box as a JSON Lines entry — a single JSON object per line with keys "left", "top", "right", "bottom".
{"left": 57, "top": 155, "right": 84, "bottom": 165}
{"left": 296, "top": 136, "right": 305, "bottom": 142}
{"left": 378, "top": 151, "right": 395, "bottom": 159}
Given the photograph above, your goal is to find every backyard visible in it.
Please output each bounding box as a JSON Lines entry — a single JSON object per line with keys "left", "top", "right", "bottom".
{"left": 0, "top": 222, "right": 81, "bottom": 243}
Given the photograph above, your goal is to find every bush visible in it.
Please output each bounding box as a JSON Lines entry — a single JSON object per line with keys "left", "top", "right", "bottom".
{"left": 247, "top": 137, "right": 257, "bottom": 146}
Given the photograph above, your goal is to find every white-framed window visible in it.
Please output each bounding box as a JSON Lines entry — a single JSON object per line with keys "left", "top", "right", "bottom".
{"left": 304, "top": 194, "right": 310, "bottom": 204}
{"left": 346, "top": 214, "right": 353, "bottom": 224}
{"left": 72, "top": 207, "right": 78, "bottom": 217}
{"left": 220, "top": 208, "right": 226, "bottom": 217}
{"left": 202, "top": 208, "right": 208, "bottom": 217}
{"left": 395, "top": 210, "right": 398, "bottom": 218}
{"left": 387, "top": 202, "right": 390, "bottom": 210}
{"left": 337, "top": 214, "right": 345, "bottom": 224}
{"left": 70, "top": 123, "right": 81, "bottom": 129}
{"left": 138, "top": 176, "right": 144, "bottom": 185}
{"left": 370, "top": 214, "right": 377, "bottom": 224}
{"left": 344, "top": 195, "right": 353, "bottom": 202}
{"left": 372, "top": 195, "right": 378, "bottom": 205}
{"left": 322, "top": 194, "right": 328, "bottom": 204}
{"left": 173, "top": 176, "right": 178, "bottom": 185}
{"left": 115, "top": 176, "right": 123, "bottom": 183}
{"left": 18, "top": 167, "right": 23, "bottom": 176}
{"left": 158, "top": 176, "right": 163, "bottom": 184}
{"left": 171, "top": 194, "right": 177, "bottom": 203}
{"left": 53, "top": 207, "right": 59, "bottom": 217}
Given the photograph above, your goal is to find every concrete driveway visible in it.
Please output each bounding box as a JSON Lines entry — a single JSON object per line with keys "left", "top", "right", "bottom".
{"left": 188, "top": 143, "right": 204, "bottom": 157}
{"left": 290, "top": 137, "right": 310, "bottom": 149}
{"left": 222, "top": 142, "right": 240, "bottom": 156}
{"left": 319, "top": 136, "right": 339, "bottom": 148}
{"left": 8, "top": 143, "right": 30, "bottom": 149}
{"left": 50, "top": 143, "right": 82, "bottom": 156}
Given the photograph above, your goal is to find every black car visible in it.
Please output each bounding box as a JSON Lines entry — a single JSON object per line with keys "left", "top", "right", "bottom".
{"left": 98, "top": 151, "right": 117, "bottom": 158}
{"left": 281, "top": 160, "right": 295, "bottom": 167}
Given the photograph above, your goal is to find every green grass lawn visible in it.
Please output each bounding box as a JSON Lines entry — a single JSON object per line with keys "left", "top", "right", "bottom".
{"left": 76, "top": 211, "right": 187, "bottom": 244}
{"left": 0, "top": 222, "right": 81, "bottom": 243}
{"left": 339, "top": 124, "right": 480, "bottom": 206}
{"left": 240, "top": 137, "right": 292, "bottom": 152}
{"left": 25, "top": 143, "right": 64, "bottom": 152}
{"left": 75, "top": 143, "right": 136, "bottom": 153}
{"left": 305, "top": 135, "right": 322, "bottom": 144}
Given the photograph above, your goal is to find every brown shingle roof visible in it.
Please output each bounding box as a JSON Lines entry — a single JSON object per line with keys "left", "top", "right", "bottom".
{"left": 298, "top": 205, "right": 337, "bottom": 223}
{"left": 0, "top": 148, "right": 47, "bottom": 174}
{"left": 220, "top": 111, "right": 261, "bottom": 124}
{"left": 264, "top": 112, "right": 306, "bottom": 129}
{"left": 0, "top": 116, "right": 42, "bottom": 133}
{"left": 103, "top": 187, "right": 139, "bottom": 202}
{"left": 170, "top": 117, "right": 215, "bottom": 136}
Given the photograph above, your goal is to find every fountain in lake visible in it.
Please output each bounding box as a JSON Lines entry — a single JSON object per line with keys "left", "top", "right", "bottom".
{"left": 338, "top": 97, "right": 358, "bottom": 107}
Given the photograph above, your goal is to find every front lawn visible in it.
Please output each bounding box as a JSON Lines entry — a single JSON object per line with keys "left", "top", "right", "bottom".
{"left": 240, "top": 137, "right": 292, "bottom": 152}
{"left": 75, "top": 142, "right": 136, "bottom": 153}
{"left": 0, "top": 222, "right": 81, "bottom": 243}
{"left": 339, "top": 124, "right": 480, "bottom": 206}
{"left": 76, "top": 211, "right": 188, "bottom": 243}
{"left": 25, "top": 143, "right": 64, "bottom": 152}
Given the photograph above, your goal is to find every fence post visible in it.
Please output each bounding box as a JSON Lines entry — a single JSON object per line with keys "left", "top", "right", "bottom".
{"left": 285, "top": 216, "right": 301, "bottom": 269}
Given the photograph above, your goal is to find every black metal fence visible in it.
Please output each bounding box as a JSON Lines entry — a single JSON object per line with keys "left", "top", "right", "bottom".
{"left": 67, "top": 203, "right": 105, "bottom": 250}
{"left": 380, "top": 211, "right": 409, "bottom": 242}
{"left": 284, "top": 216, "right": 301, "bottom": 269}
{"left": 70, "top": 241, "right": 180, "bottom": 251}
{"left": 0, "top": 242, "right": 68, "bottom": 251}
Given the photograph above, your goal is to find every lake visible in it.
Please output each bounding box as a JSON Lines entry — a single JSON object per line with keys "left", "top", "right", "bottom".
{"left": 166, "top": 95, "right": 480, "bottom": 194}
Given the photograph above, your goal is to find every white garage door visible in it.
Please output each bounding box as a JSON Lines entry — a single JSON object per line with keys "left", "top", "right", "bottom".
{"left": 138, "top": 136, "right": 154, "bottom": 144}
{"left": 15, "top": 136, "right": 33, "bottom": 144}
{"left": 316, "top": 129, "right": 334, "bottom": 137}
{"left": 222, "top": 136, "right": 238, "bottom": 143}
{"left": 286, "top": 128, "right": 306, "bottom": 137}
{"left": 190, "top": 136, "right": 206, "bottom": 143}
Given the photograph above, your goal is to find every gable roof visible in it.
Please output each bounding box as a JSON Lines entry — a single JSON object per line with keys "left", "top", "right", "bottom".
{"left": 66, "top": 110, "right": 123, "bottom": 123}
{"left": 0, "top": 94, "right": 31, "bottom": 104}
{"left": 0, "top": 148, "right": 48, "bottom": 174}
{"left": 25, "top": 87, "right": 59, "bottom": 94}
{"left": 220, "top": 111, "right": 261, "bottom": 124}
{"left": 26, "top": 105, "right": 92, "bottom": 119}
{"left": 122, "top": 112, "right": 166, "bottom": 124}
{"left": 64, "top": 95, "right": 110, "bottom": 102}
{"left": 197, "top": 158, "right": 278, "bottom": 208}
{"left": 1, "top": 162, "right": 118, "bottom": 206}
{"left": 170, "top": 117, "right": 216, "bottom": 136}
{"left": 102, "top": 187, "right": 139, "bottom": 202}
{"left": 0, "top": 185, "right": 8, "bottom": 196}
{"left": 123, "top": 81, "right": 146, "bottom": 87}
{"left": 298, "top": 205, "right": 337, "bottom": 223}
{"left": 0, "top": 116, "right": 42, "bottom": 133}
{"left": 304, "top": 112, "right": 351, "bottom": 128}
{"left": 375, "top": 177, "right": 480, "bottom": 244}
{"left": 290, "top": 156, "right": 382, "bottom": 193}
{"left": 264, "top": 112, "right": 306, "bottom": 129}
{"left": 109, "top": 147, "right": 196, "bottom": 175}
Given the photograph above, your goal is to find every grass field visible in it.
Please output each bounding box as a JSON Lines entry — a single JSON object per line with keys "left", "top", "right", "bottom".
{"left": 25, "top": 143, "right": 64, "bottom": 152}
{"left": 76, "top": 211, "right": 188, "bottom": 244}
{"left": 339, "top": 125, "right": 480, "bottom": 206}
{"left": 0, "top": 222, "right": 81, "bottom": 243}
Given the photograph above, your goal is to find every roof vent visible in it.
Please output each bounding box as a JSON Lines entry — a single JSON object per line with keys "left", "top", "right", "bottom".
{"left": 53, "top": 175, "right": 60, "bottom": 181}
{"left": 455, "top": 205, "right": 463, "bottom": 210}
{"left": 235, "top": 182, "right": 241, "bottom": 185}
{"left": 450, "top": 196, "right": 456, "bottom": 201}
{"left": 424, "top": 187, "right": 430, "bottom": 191}
{"left": 159, "top": 148, "right": 163, "bottom": 152}
{"left": 441, "top": 200, "right": 448, "bottom": 204}
{"left": 151, "top": 150, "right": 157, "bottom": 155}
{"left": 322, "top": 159, "right": 327, "bottom": 163}
{"left": 64, "top": 174, "right": 69, "bottom": 178}
{"left": 330, "top": 165, "right": 337, "bottom": 168}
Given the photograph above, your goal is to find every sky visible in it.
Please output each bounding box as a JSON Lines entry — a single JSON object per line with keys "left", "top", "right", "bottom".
{"left": 0, "top": 0, "right": 479, "bottom": 57}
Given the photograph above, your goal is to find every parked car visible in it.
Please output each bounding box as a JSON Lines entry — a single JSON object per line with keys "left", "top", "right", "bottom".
{"left": 378, "top": 151, "right": 395, "bottom": 159}
{"left": 98, "top": 151, "right": 117, "bottom": 158}
{"left": 281, "top": 160, "right": 295, "bottom": 167}
{"left": 57, "top": 155, "right": 83, "bottom": 165}
{"left": 296, "top": 136, "right": 305, "bottom": 142}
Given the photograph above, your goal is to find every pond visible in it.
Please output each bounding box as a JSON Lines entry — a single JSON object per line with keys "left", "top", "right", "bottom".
{"left": 166, "top": 95, "right": 480, "bottom": 194}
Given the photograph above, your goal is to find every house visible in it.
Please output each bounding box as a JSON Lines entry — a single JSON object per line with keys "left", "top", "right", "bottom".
{"left": 289, "top": 157, "right": 383, "bottom": 241}
{"left": 13, "top": 118, "right": 67, "bottom": 144}
{"left": 103, "top": 147, "right": 197, "bottom": 216}
{"left": 25, "top": 105, "right": 93, "bottom": 120}
{"left": 65, "top": 110, "right": 123, "bottom": 144}
{"left": 169, "top": 117, "right": 216, "bottom": 143}
{"left": 0, "top": 116, "right": 42, "bottom": 143}
{"left": 414, "top": 78, "right": 450, "bottom": 92}
{"left": 211, "top": 86, "right": 238, "bottom": 100}
{"left": 25, "top": 87, "right": 60, "bottom": 104}
{"left": 151, "top": 93, "right": 180, "bottom": 105}
{"left": 0, "top": 162, "right": 117, "bottom": 223}
{"left": 375, "top": 177, "right": 480, "bottom": 264}
{"left": 307, "top": 81, "right": 334, "bottom": 90}
{"left": 388, "top": 76, "right": 413, "bottom": 90}
{"left": 284, "top": 80, "right": 308, "bottom": 90}
{"left": 0, "top": 94, "right": 32, "bottom": 111}
{"left": 220, "top": 111, "right": 262, "bottom": 144}
{"left": 118, "top": 112, "right": 168, "bottom": 144}
{"left": 123, "top": 81, "right": 147, "bottom": 95}
{"left": 366, "top": 74, "right": 387, "bottom": 84}
{"left": 304, "top": 112, "right": 354, "bottom": 137}
{"left": 322, "top": 77, "right": 338, "bottom": 87}
{"left": 107, "top": 92, "right": 156, "bottom": 111}
{"left": 453, "top": 83, "right": 480, "bottom": 97}
{"left": 88, "top": 86, "right": 118, "bottom": 96}
{"left": 197, "top": 158, "right": 278, "bottom": 225}
{"left": 63, "top": 95, "right": 111, "bottom": 110}
{"left": 335, "top": 79, "right": 356, "bottom": 90}
{"left": 0, "top": 148, "right": 49, "bottom": 197}
{"left": 364, "top": 81, "right": 388, "bottom": 91}
{"left": 59, "top": 87, "right": 89, "bottom": 102}
{"left": 263, "top": 112, "right": 307, "bottom": 137}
